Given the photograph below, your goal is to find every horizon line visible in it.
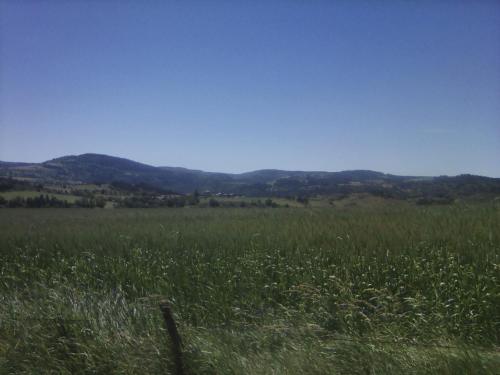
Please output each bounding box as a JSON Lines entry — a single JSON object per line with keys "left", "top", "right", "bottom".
{"left": 1, "top": 152, "right": 499, "bottom": 179}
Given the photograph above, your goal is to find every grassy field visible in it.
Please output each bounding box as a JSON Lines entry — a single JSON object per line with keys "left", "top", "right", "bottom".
{"left": 0, "top": 205, "right": 499, "bottom": 374}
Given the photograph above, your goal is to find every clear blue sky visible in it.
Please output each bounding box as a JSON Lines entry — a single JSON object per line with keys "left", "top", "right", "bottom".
{"left": 1, "top": 1, "right": 499, "bottom": 176}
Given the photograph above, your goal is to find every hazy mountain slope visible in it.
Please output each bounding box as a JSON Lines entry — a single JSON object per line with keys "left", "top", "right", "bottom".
{"left": 0, "top": 154, "right": 238, "bottom": 193}
{"left": 1, "top": 153, "right": 499, "bottom": 198}
{"left": 42, "top": 154, "right": 219, "bottom": 192}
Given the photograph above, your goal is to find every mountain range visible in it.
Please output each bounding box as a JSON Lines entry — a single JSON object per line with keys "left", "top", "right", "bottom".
{"left": 1, "top": 153, "right": 499, "bottom": 199}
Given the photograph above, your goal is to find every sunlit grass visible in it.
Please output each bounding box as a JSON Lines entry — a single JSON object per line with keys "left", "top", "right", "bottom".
{"left": 0, "top": 205, "right": 499, "bottom": 373}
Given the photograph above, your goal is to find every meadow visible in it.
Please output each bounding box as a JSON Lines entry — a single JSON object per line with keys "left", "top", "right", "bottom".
{"left": 0, "top": 204, "right": 499, "bottom": 374}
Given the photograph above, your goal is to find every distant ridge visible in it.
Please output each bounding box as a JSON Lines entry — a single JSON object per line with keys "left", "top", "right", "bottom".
{"left": 1, "top": 153, "right": 499, "bottom": 198}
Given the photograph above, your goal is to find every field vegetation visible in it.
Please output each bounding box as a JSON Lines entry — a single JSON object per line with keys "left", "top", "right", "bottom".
{"left": 0, "top": 204, "right": 499, "bottom": 374}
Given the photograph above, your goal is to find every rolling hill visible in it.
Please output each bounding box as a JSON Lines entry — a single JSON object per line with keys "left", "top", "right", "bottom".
{"left": 1, "top": 153, "right": 499, "bottom": 200}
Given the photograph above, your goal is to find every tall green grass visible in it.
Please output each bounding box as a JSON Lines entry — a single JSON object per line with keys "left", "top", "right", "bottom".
{"left": 0, "top": 205, "right": 499, "bottom": 374}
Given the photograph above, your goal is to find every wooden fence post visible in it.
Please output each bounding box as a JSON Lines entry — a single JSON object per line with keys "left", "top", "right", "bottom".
{"left": 159, "top": 301, "right": 185, "bottom": 375}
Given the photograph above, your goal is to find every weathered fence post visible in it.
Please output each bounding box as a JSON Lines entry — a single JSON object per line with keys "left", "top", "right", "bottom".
{"left": 159, "top": 301, "right": 185, "bottom": 375}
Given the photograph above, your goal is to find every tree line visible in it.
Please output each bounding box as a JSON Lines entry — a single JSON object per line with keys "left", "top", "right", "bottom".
{"left": 0, "top": 195, "right": 106, "bottom": 208}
